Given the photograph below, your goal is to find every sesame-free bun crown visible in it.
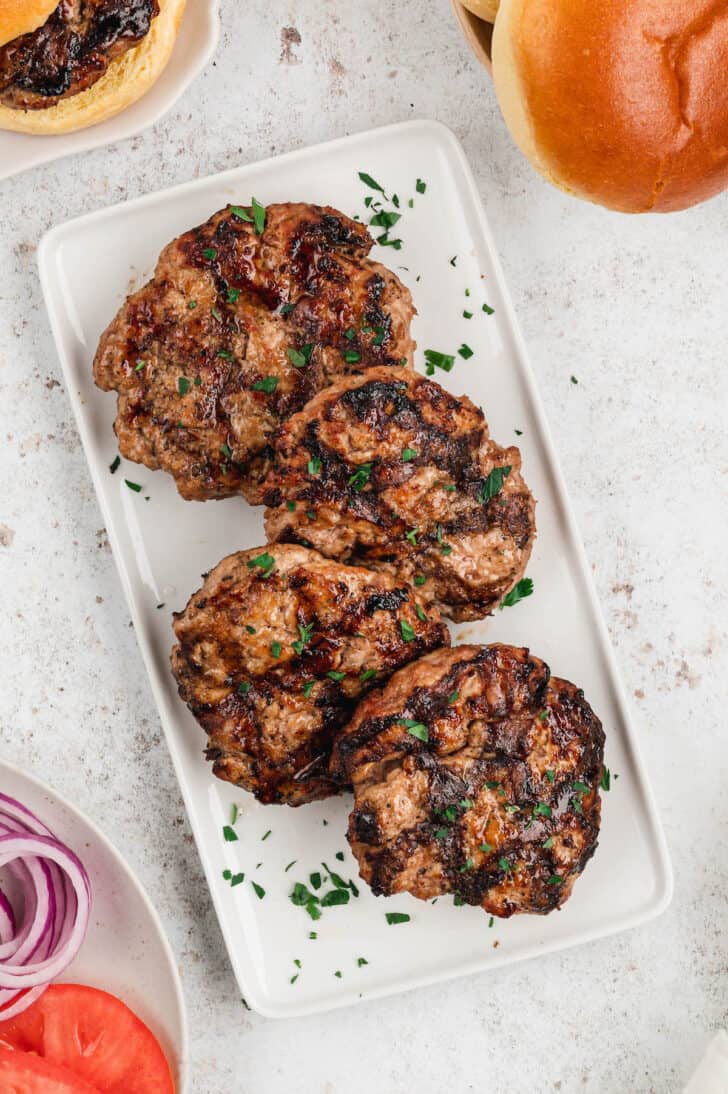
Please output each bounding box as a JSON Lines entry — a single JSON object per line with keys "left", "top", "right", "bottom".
{"left": 0, "top": 0, "right": 186, "bottom": 135}
{"left": 0, "top": 0, "right": 58, "bottom": 48}
{"left": 493, "top": 0, "right": 728, "bottom": 213}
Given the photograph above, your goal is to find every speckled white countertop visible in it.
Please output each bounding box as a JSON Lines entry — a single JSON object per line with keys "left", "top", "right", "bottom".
{"left": 1, "top": 2, "right": 726, "bottom": 1091}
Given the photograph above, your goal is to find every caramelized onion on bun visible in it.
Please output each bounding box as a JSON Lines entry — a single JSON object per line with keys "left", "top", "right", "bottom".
{"left": 0, "top": 0, "right": 185, "bottom": 135}
{"left": 493, "top": 0, "right": 728, "bottom": 212}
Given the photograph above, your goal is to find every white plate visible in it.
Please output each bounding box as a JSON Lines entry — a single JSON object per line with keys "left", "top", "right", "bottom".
{"left": 0, "top": 0, "right": 219, "bottom": 181}
{"left": 37, "top": 119, "right": 673, "bottom": 1018}
{"left": 0, "top": 762, "right": 188, "bottom": 1089}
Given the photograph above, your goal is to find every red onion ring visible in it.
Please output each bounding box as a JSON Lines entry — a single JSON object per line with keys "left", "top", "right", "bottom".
{"left": 0, "top": 795, "right": 91, "bottom": 1019}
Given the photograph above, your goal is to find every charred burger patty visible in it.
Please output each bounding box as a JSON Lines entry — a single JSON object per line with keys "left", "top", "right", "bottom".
{"left": 331, "top": 644, "right": 605, "bottom": 917}
{"left": 0, "top": 0, "right": 159, "bottom": 110}
{"left": 171, "top": 544, "right": 448, "bottom": 806}
{"left": 94, "top": 202, "right": 416, "bottom": 503}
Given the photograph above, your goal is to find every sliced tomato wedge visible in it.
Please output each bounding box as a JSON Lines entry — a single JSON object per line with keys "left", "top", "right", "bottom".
{"left": 0, "top": 985, "right": 174, "bottom": 1093}
{"left": 0, "top": 1045, "right": 100, "bottom": 1092}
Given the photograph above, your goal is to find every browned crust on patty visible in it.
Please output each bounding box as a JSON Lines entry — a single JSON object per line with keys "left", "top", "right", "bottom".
{"left": 94, "top": 203, "right": 416, "bottom": 503}
{"left": 171, "top": 544, "right": 449, "bottom": 805}
{"left": 332, "top": 644, "right": 605, "bottom": 916}
{"left": 263, "top": 367, "right": 536, "bottom": 621}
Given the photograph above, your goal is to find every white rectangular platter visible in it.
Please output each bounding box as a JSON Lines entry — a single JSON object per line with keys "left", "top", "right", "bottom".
{"left": 38, "top": 119, "right": 672, "bottom": 1018}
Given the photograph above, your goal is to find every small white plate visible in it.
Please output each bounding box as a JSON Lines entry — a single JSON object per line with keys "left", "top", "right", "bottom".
{"left": 0, "top": 0, "right": 219, "bottom": 181}
{"left": 0, "top": 762, "right": 188, "bottom": 1089}
{"left": 38, "top": 119, "right": 672, "bottom": 1018}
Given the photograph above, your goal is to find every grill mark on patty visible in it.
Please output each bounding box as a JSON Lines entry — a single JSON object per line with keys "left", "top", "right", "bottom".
{"left": 0, "top": 0, "right": 158, "bottom": 110}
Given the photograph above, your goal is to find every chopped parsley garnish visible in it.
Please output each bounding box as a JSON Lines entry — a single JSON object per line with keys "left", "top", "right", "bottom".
{"left": 416, "top": 178, "right": 426, "bottom": 194}
{"left": 230, "top": 873, "right": 245, "bottom": 887}
{"left": 307, "top": 457, "right": 322, "bottom": 476}
{"left": 400, "top": 719, "right": 428, "bottom": 742}
{"left": 211, "top": 307, "right": 222, "bottom": 323}
{"left": 478, "top": 465, "right": 511, "bottom": 502}
{"left": 372, "top": 326, "right": 386, "bottom": 346}
{"left": 261, "top": 829, "right": 271, "bottom": 841}
{"left": 135, "top": 360, "right": 145, "bottom": 371}
{"left": 290, "top": 974, "right": 299, "bottom": 985}
{"left": 415, "top": 604, "right": 427, "bottom": 622}
{"left": 280, "top": 302, "right": 295, "bottom": 316}
{"left": 358, "top": 171, "right": 386, "bottom": 195}
{"left": 479, "top": 842, "right": 493, "bottom": 853}
{"left": 222, "top": 825, "right": 238, "bottom": 842}
{"left": 334, "top": 970, "right": 342, "bottom": 978}
{"left": 399, "top": 619, "right": 416, "bottom": 642}
{"left": 251, "top": 881, "right": 265, "bottom": 899}
{"left": 357, "top": 957, "right": 368, "bottom": 967}
{"left": 335, "top": 851, "right": 345, "bottom": 861}
{"left": 302, "top": 681, "right": 314, "bottom": 698}
{"left": 360, "top": 669, "right": 377, "bottom": 683}
{"left": 448, "top": 690, "right": 459, "bottom": 704}
{"left": 500, "top": 578, "right": 534, "bottom": 608}
{"left": 435, "top": 828, "right": 449, "bottom": 840}
{"left": 414, "top": 574, "right": 426, "bottom": 586}
{"left": 458, "top": 343, "right": 474, "bottom": 360}
{"left": 271, "top": 641, "right": 282, "bottom": 659}
{"left": 488, "top": 916, "right": 495, "bottom": 928}
{"left": 246, "top": 624, "right": 256, "bottom": 634}
{"left": 238, "top": 682, "right": 251, "bottom": 695}
{"left": 124, "top": 480, "right": 142, "bottom": 492}
{"left": 309, "top": 931, "right": 317, "bottom": 939}
{"left": 348, "top": 462, "right": 373, "bottom": 491}
{"left": 321, "top": 889, "right": 350, "bottom": 907}
{"left": 287, "top": 344, "right": 313, "bottom": 368}
{"left": 292, "top": 621, "right": 315, "bottom": 655}
{"left": 285, "top": 860, "right": 297, "bottom": 872}
{"left": 178, "top": 376, "right": 190, "bottom": 396}
{"left": 246, "top": 551, "right": 275, "bottom": 577}
{"left": 533, "top": 802, "right": 552, "bottom": 818}
{"left": 109, "top": 455, "right": 120, "bottom": 474}
{"left": 459, "top": 799, "right": 474, "bottom": 811}
{"left": 571, "top": 375, "right": 579, "bottom": 385}
{"left": 600, "top": 766, "right": 611, "bottom": 791}
{"left": 327, "top": 670, "right": 346, "bottom": 682}
{"left": 405, "top": 529, "right": 418, "bottom": 546}
{"left": 402, "top": 447, "right": 417, "bottom": 462}
{"left": 385, "top": 912, "right": 410, "bottom": 925}
{"left": 222, "top": 869, "right": 231, "bottom": 880}
{"left": 547, "top": 875, "right": 563, "bottom": 886}
{"left": 344, "top": 327, "right": 356, "bottom": 341}
{"left": 458, "top": 858, "right": 475, "bottom": 873}
{"left": 424, "top": 348, "right": 455, "bottom": 375}
{"left": 545, "top": 769, "right": 555, "bottom": 783}
{"left": 187, "top": 300, "right": 197, "bottom": 310}
{"left": 543, "top": 837, "right": 555, "bottom": 849}
{"left": 538, "top": 710, "right": 549, "bottom": 723}
{"left": 230, "top": 804, "right": 239, "bottom": 825}
{"left": 231, "top": 205, "right": 253, "bottom": 223}
{"left": 251, "top": 197, "right": 266, "bottom": 235}
{"left": 252, "top": 375, "right": 278, "bottom": 393}
{"left": 573, "top": 781, "right": 590, "bottom": 794}
{"left": 227, "top": 288, "right": 241, "bottom": 304}
{"left": 463, "top": 310, "right": 473, "bottom": 319}
{"left": 202, "top": 247, "right": 217, "bottom": 261}
{"left": 482, "top": 302, "right": 495, "bottom": 315}
{"left": 220, "top": 442, "right": 232, "bottom": 459}
{"left": 310, "top": 872, "right": 322, "bottom": 890}
{"left": 370, "top": 210, "right": 401, "bottom": 230}
{"left": 498, "top": 857, "right": 512, "bottom": 873}
{"left": 217, "top": 349, "right": 233, "bottom": 360}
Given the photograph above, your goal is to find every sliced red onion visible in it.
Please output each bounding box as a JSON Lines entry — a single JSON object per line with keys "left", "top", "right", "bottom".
{"left": 0, "top": 796, "right": 91, "bottom": 1018}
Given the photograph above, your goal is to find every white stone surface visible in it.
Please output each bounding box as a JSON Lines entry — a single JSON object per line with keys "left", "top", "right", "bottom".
{"left": 0, "top": 2, "right": 726, "bottom": 1091}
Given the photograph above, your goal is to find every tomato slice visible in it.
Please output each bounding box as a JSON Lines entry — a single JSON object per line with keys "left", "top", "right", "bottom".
{"left": 0, "top": 985, "right": 174, "bottom": 1093}
{"left": 0, "top": 1045, "right": 100, "bottom": 1092}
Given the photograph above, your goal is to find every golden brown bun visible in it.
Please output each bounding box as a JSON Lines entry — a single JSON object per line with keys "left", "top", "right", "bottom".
{"left": 459, "top": 0, "right": 499, "bottom": 23}
{"left": 493, "top": 0, "right": 728, "bottom": 213}
{"left": 0, "top": 0, "right": 57, "bottom": 48}
{"left": 0, "top": 0, "right": 185, "bottom": 135}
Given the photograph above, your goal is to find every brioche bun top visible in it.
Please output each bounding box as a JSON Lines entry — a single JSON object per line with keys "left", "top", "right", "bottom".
{"left": 492, "top": 0, "right": 728, "bottom": 213}
{"left": 0, "top": 0, "right": 58, "bottom": 47}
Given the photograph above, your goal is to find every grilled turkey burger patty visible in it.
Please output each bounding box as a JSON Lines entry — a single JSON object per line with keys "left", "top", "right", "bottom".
{"left": 0, "top": 0, "right": 159, "bottom": 110}
{"left": 263, "top": 367, "right": 535, "bottom": 621}
{"left": 330, "top": 644, "right": 605, "bottom": 917}
{"left": 94, "top": 202, "right": 416, "bottom": 503}
{"left": 171, "top": 544, "right": 448, "bottom": 806}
